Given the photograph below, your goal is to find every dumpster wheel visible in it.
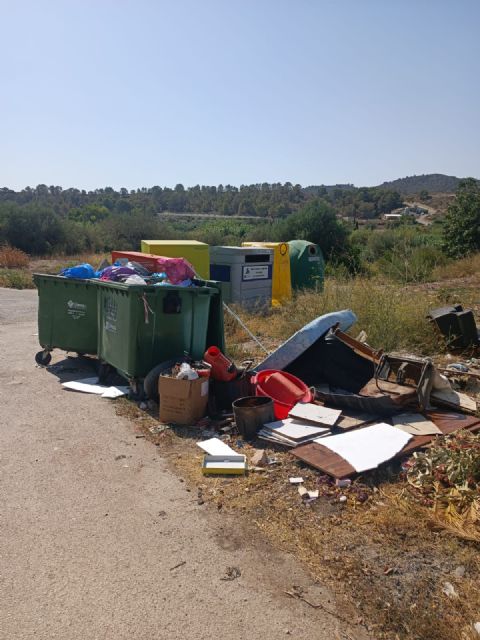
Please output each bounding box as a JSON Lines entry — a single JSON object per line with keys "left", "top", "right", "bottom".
{"left": 35, "top": 349, "right": 52, "bottom": 366}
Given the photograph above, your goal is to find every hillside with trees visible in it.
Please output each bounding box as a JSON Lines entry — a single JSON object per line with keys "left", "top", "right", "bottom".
{"left": 0, "top": 182, "right": 404, "bottom": 257}
{"left": 378, "top": 173, "right": 463, "bottom": 194}
{"left": 2, "top": 178, "right": 480, "bottom": 288}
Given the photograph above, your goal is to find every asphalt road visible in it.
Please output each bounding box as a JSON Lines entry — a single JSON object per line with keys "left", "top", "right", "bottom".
{"left": 0, "top": 287, "right": 362, "bottom": 640}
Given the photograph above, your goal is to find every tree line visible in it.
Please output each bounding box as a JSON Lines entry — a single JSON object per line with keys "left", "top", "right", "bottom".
{"left": 0, "top": 182, "right": 403, "bottom": 220}
{"left": 0, "top": 182, "right": 404, "bottom": 258}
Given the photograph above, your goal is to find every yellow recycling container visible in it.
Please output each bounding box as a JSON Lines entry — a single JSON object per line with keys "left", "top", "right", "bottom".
{"left": 242, "top": 242, "right": 292, "bottom": 305}
{"left": 140, "top": 240, "right": 210, "bottom": 279}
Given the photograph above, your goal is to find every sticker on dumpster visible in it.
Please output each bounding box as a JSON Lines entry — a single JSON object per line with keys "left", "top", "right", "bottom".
{"left": 104, "top": 298, "right": 118, "bottom": 333}
{"left": 67, "top": 300, "right": 87, "bottom": 320}
{"left": 242, "top": 265, "right": 271, "bottom": 281}
{"left": 308, "top": 256, "right": 321, "bottom": 262}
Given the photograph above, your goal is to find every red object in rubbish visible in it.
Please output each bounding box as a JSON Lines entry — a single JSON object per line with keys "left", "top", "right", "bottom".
{"left": 203, "top": 346, "right": 237, "bottom": 382}
{"left": 111, "top": 251, "right": 162, "bottom": 273}
{"left": 253, "top": 369, "right": 313, "bottom": 419}
{"left": 153, "top": 256, "right": 195, "bottom": 285}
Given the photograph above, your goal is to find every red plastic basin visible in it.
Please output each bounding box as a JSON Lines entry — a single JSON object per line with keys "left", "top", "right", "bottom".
{"left": 252, "top": 369, "right": 313, "bottom": 420}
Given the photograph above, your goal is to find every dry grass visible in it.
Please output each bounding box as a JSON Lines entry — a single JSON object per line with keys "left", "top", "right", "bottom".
{"left": 29, "top": 252, "right": 109, "bottom": 275}
{"left": 228, "top": 277, "right": 445, "bottom": 357}
{"left": 432, "top": 253, "right": 480, "bottom": 281}
{"left": 0, "top": 246, "right": 33, "bottom": 288}
{"left": 0, "top": 269, "right": 34, "bottom": 289}
{"left": 0, "top": 245, "right": 29, "bottom": 269}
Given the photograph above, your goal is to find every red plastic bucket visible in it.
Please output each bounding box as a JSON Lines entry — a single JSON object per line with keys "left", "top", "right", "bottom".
{"left": 252, "top": 369, "right": 313, "bottom": 419}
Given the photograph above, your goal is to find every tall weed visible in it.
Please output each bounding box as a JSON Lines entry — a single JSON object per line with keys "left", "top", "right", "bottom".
{"left": 0, "top": 245, "right": 29, "bottom": 269}
{"left": 240, "top": 277, "right": 441, "bottom": 355}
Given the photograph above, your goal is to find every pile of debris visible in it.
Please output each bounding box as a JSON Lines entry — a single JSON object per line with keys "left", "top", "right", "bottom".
{"left": 64, "top": 305, "right": 480, "bottom": 539}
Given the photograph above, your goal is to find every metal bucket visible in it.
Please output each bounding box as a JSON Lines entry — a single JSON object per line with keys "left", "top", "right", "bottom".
{"left": 232, "top": 396, "right": 274, "bottom": 440}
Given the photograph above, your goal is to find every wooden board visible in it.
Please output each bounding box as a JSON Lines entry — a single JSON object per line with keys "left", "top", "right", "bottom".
{"left": 292, "top": 410, "right": 480, "bottom": 479}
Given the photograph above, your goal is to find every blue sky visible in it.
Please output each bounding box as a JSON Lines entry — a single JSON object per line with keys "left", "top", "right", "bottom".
{"left": 1, "top": 0, "right": 478, "bottom": 190}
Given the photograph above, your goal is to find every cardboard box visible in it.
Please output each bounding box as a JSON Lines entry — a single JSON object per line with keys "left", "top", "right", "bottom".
{"left": 159, "top": 375, "right": 209, "bottom": 425}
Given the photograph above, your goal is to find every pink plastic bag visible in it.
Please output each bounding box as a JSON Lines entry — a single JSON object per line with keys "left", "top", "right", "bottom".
{"left": 154, "top": 256, "right": 196, "bottom": 285}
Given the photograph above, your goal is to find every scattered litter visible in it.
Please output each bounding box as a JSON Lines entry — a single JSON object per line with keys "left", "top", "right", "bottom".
{"left": 298, "top": 485, "right": 308, "bottom": 497}
{"left": 339, "top": 495, "right": 347, "bottom": 503}
{"left": 159, "top": 373, "right": 209, "bottom": 426}
{"left": 170, "top": 560, "right": 186, "bottom": 571}
{"left": 176, "top": 362, "right": 199, "bottom": 380}
{"left": 197, "top": 438, "right": 237, "bottom": 456}
{"left": 454, "top": 565, "right": 466, "bottom": 578}
{"left": 442, "top": 581, "right": 458, "bottom": 598}
{"left": 431, "top": 388, "right": 477, "bottom": 414}
{"left": 62, "top": 377, "right": 129, "bottom": 398}
{"left": 262, "top": 418, "right": 330, "bottom": 445}
{"left": 288, "top": 403, "right": 341, "bottom": 427}
{"left": 220, "top": 566, "right": 241, "bottom": 581}
{"left": 284, "top": 585, "right": 353, "bottom": 624}
{"left": 202, "top": 454, "right": 247, "bottom": 475}
{"left": 197, "top": 438, "right": 247, "bottom": 475}
{"left": 250, "top": 449, "right": 268, "bottom": 467}
{"left": 336, "top": 410, "right": 379, "bottom": 431}
{"left": 314, "top": 423, "right": 412, "bottom": 473}
{"left": 149, "top": 425, "right": 171, "bottom": 435}
{"left": 473, "top": 622, "right": 480, "bottom": 636}
{"left": 392, "top": 413, "right": 442, "bottom": 436}
{"left": 335, "top": 478, "right": 352, "bottom": 488}
{"left": 289, "top": 477, "right": 304, "bottom": 484}
{"left": 447, "top": 363, "right": 470, "bottom": 373}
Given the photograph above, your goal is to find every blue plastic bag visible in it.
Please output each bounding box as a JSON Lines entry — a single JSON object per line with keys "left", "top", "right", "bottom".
{"left": 60, "top": 263, "right": 97, "bottom": 279}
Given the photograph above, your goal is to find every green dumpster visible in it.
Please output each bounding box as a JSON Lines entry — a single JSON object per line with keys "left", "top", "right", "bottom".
{"left": 288, "top": 240, "right": 325, "bottom": 291}
{"left": 96, "top": 280, "right": 223, "bottom": 382}
{"left": 33, "top": 274, "right": 99, "bottom": 365}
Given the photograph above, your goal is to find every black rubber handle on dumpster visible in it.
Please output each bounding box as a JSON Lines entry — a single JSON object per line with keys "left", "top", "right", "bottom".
{"left": 163, "top": 292, "right": 182, "bottom": 314}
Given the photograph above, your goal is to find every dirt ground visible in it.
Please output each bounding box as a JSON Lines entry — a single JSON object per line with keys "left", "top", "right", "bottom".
{"left": 0, "top": 287, "right": 366, "bottom": 640}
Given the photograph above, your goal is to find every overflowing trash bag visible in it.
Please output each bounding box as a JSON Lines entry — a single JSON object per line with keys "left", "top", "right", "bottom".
{"left": 60, "top": 254, "right": 197, "bottom": 287}
{"left": 60, "top": 263, "right": 97, "bottom": 279}
{"left": 99, "top": 265, "right": 138, "bottom": 282}
{"left": 153, "top": 257, "right": 195, "bottom": 285}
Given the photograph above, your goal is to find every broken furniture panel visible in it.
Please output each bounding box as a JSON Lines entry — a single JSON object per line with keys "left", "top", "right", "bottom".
{"left": 292, "top": 410, "right": 480, "bottom": 479}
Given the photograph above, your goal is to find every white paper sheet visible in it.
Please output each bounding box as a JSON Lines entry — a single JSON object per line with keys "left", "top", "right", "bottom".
{"left": 289, "top": 403, "right": 341, "bottom": 426}
{"left": 196, "top": 437, "right": 238, "bottom": 457}
{"left": 391, "top": 413, "right": 442, "bottom": 436}
{"left": 315, "top": 423, "right": 412, "bottom": 472}
{"left": 62, "top": 378, "right": 129, "bottom": 398}
{"left": 264, "top": 418, "right": 330, "bottom": 440}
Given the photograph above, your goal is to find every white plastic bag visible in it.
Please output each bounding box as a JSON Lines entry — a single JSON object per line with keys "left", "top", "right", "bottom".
{"left": 176, "top": 363, "right": 199, "bottom": 380}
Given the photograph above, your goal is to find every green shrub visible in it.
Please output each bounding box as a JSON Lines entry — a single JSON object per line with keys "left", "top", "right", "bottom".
{"left": 0, "top": 269, "right": 34, "bottom": 289}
